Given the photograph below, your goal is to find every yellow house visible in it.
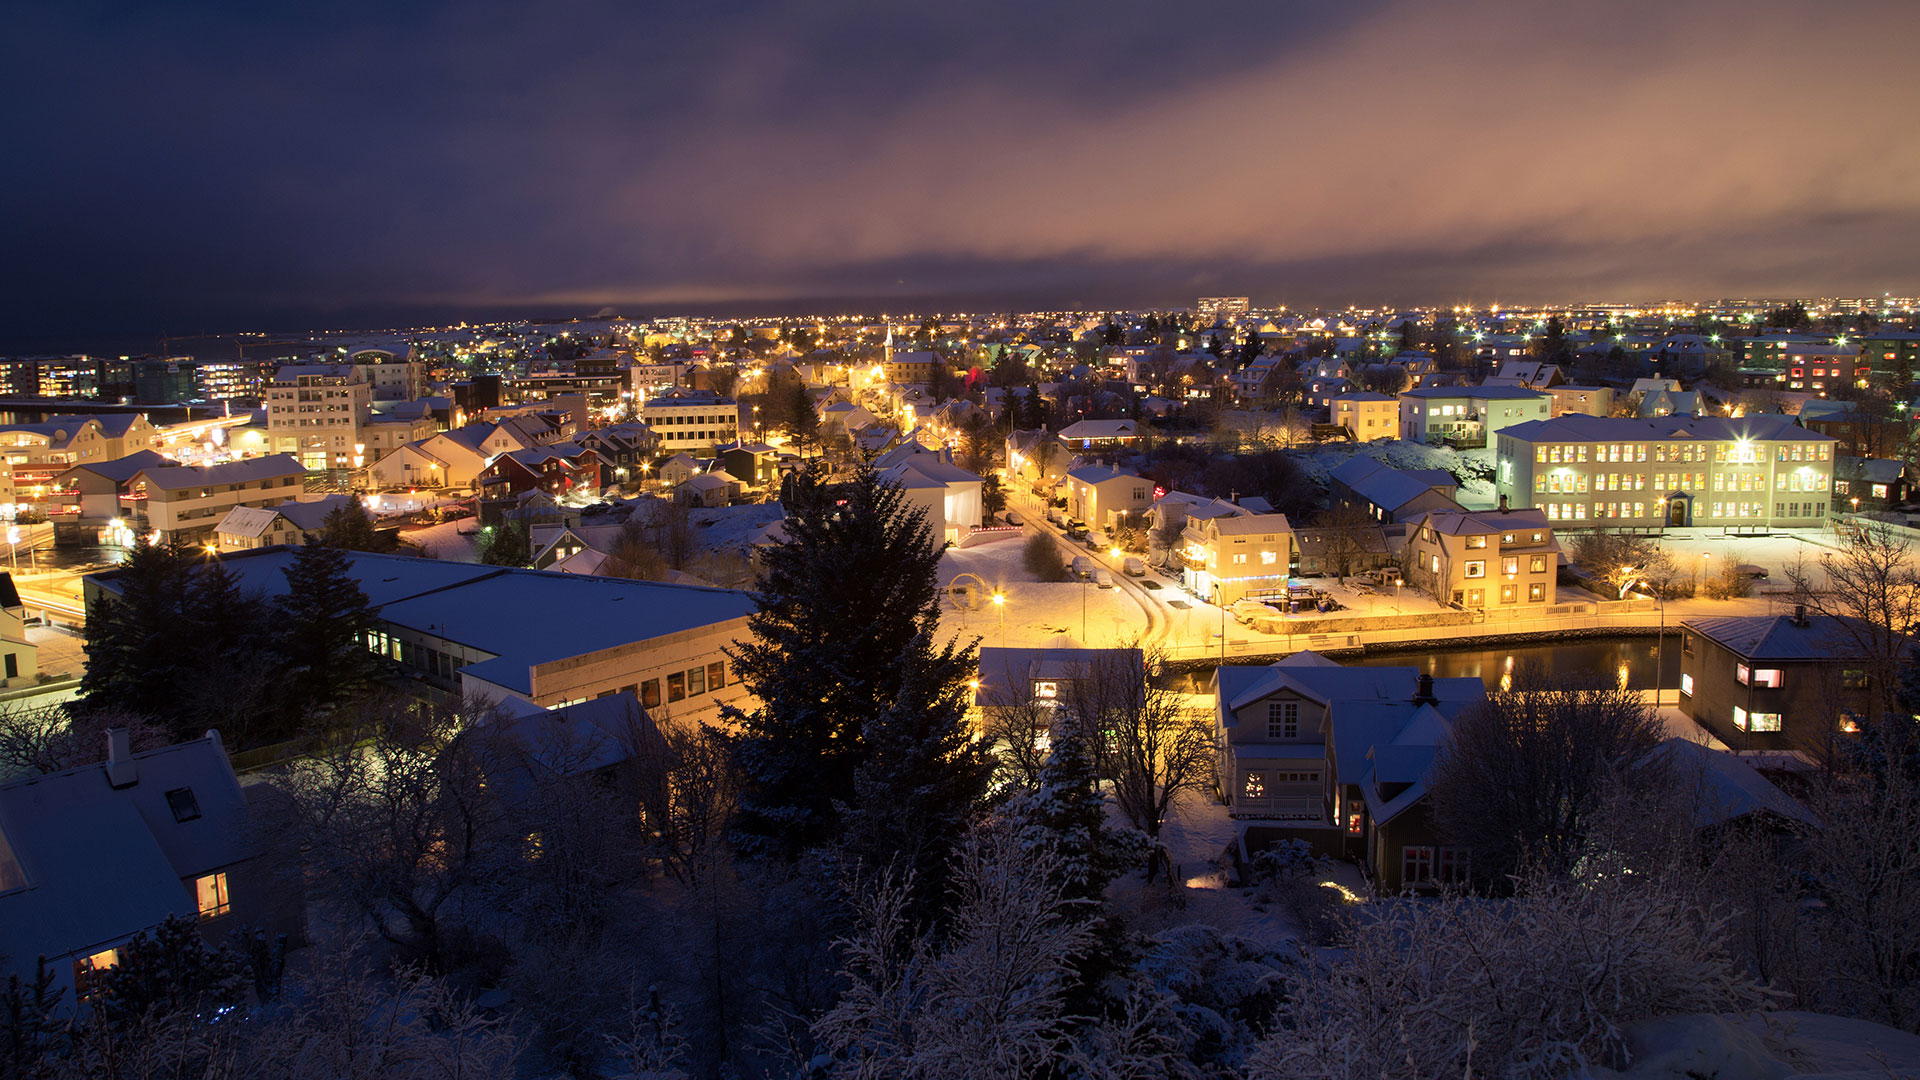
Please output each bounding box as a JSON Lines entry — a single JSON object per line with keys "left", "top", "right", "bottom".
{"left": 1403, "top": 507, "right": 1559, "bottom": 609}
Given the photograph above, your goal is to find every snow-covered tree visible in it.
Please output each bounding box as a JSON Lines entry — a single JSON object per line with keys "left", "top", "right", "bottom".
{"left": 1250, "top": 866, "right": 1774, "bottom": 1079}
{"left": 1006, "top": 709, "right": 1146, "bottom": 908}
{"left": 812, "top": 826, "right": 1098, "bottom": 1078}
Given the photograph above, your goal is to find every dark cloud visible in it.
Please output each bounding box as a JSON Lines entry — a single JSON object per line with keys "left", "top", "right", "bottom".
{"left": 3, "top": 0, "right": 1917, "bottom": 342}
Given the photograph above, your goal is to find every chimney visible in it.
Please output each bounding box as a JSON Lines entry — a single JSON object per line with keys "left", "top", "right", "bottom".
{"left": 1414, "top": 673, "right": 1436, "bottom": 705}
{"left": 1792, "top": 604, "right": 1809, "bottom": 628}
{"left": 105, "top": 727, "right": 137, "bottom": 788}
{"left": 1497, "top": 493, "right": 1510, "bottom": 513}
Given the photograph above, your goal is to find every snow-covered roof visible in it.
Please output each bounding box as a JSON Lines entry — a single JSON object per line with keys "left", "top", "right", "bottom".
{"left": 128, "top": 454, "right": 305, "bottom": 491}
{"left": 1501, "top": 413, "right": 1829, "bottom": 445}
{"left": 0, "top": 732, "right": 253, "bottom": 979}
{"left": 1680, "top": 613, "right": 1880, "bottom": 662}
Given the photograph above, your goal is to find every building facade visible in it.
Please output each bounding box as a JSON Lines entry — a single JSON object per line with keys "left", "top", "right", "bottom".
{"left": 1178, "top": 512, "right": 1294, "bottom": 605}
{"left": 1332, "top": 392, "right": 1398, "bottom": 442}
{"left": 1494, "top": 414, "right": 1836, "bottom": 528}
{"left": 1398, "top": 386, "right": 1552, "bottom": 445}
{"left": 1403, "top": 508, "right": 1558, "bottom": 609}
{"left": 266, "top": 364, "right": 373, "bottom": 470}
{"left": 640, "top": 389, "right": 739, "bottom": 453}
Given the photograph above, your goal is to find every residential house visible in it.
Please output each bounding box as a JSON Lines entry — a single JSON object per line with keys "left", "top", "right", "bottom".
{"left": 1398, "top": 386, "right": 1552, "bottom": 445}
{"left": 117, "top": 455, "right": 309, "bottom": 545}
{"left": 1545, "top": 385, "right": 1616, "bottom": 418}
{"left": 1635, "top": 387, "right": 1700, "bottom": 418}
{"left": 1329, "top": 457, "right": 1461, "bottom": 524}
{"left": 970, "top": 646, "right": 1144, "bottom": 735}
{"left": 1063, "top": 466, "right": 1153, "bottom": 531}
{"left": 477, "top": 445, "right": 601, "bottom": 506}
{"left": 879, "top": 448, "right": 984, "bottom": 546}
{"left": 0, "top": 574, "right": 38, "bottom": 685}
{"left": 0, "top": 729, "right": 305, "bottom": 1003}
{"left": 1493, "top": 414, "right": 1836, "bottom": 528}
{"left": 1177, "top": 511, "right": 1294, "bottom": 605}
{"left": 1482, "top": 360, "right": 1564, "bottom": 389}
{"left": 719, "top": 442, "right": 780, "bottom": 488}
{"left": 654, "top": 452, "right": 700, "bottom": 488}
{"left": 677, "top": 470, "right": 740, "bottom": 508}
{"left": 1403, "top": 506, "right": 1559, "bottom": 609}
{"left": 882, "top": 350, "right": 938, "bottom": 385}
{"left": 1833, "top": 457, "right": 1908, "bottom": 511}
{"left": 1214, "top": 653, "right": 1485, "bottom": 892}
{"left": 212, "top": 493, "right": 368, "bottom": 552}
{"left": 1056, "top": 418, "right": 1142, "bottom": 450}
{"left": 1006, "top": 429, "right": 1066, "bottom": 483}
{"left": 1798, "top": 399, "right": 1907, "bottom": 460}
{"left": 1679, "top": 610, "right": 1891, "bottom": 755}
{"left": 1331, "top": 392, "right": 1398, "bottom": 442}
{"left": 48, "top": 450, "right": 172, "bottom": 529}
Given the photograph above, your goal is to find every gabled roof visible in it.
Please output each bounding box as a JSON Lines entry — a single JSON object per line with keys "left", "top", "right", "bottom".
{"left": 214, "top": 505, "right": 282, "bottom": 539}
{"left": 1331, "top": 457, "right": 1458, "bottom": 513}
{"left": 64, "top": 449, "right": 172, "bottom": 484}
{"left": 1058, "top": 419, "right": 1138, "bottom": 440}
{"left": 129, "top": 454, "right": 305, "bottom": 491}
{"left": 1650, "top": 738, "right": 1815, "bottom": 830}
{"left": 1411, "top": 507, "right": 1553, "bottom": 536}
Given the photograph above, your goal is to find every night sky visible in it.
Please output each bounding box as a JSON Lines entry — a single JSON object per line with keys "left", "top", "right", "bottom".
{"left": 4, "top": 0, "right": 1918, "bottom": 342}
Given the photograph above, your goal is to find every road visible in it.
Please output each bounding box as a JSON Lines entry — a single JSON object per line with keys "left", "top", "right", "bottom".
{"left": 1008, "top": 484, "right": 1205, "bottom": 651}
{"left": 13, "top": 566, "right": 96, "bottom": 626}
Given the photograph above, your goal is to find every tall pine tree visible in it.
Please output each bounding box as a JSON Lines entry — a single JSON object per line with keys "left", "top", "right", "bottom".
{"left": 726, "top": 462, "right": 962, "bottom": 860}
{"left": 276, "top": 542, "right": 380, "bottom": 714}
{"left": 839, "top": 629, "right": 993, "bottom": 924}
{"left": 79, "top": 540, "right": 194, "bottom": 719}
{"left": 1008, "top": 710, "right": 1145, "bottom": 909}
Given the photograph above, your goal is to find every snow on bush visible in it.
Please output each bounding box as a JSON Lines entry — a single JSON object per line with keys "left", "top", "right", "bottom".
{"left": 1248, "top": 867, "right": 1775, "bottom": 1079}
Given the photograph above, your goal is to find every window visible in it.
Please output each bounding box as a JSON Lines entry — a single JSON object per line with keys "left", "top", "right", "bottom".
{"left": 1034, "top": 680, "right": 1059, "bottom": 700}
{"left": 1435, "top": 847, "right": 1470, "bottom": 884}
{"left": 1403, "top": 845, "right": 1434, "bottom": 884}
{"left": 165, "top": 787, "right": 201, "bottom": 822}
{"left": 1529, "top": 555, "right": 1547, "bottom": 573}
{"left": 1680, "top": 672, "right": 1694, "bottom": 696}
{"left": 1751, "top": 668, "right": 1782, "bottom": 688}
{"left": 687, "top": 665, "right": 706, "bottom": 696}
{"left": 1734, "top": 705, "right": 1749, "bottom": 730}
{"left": 1528, "top": 583, "right": 1545, "bottom": 602}
{"left": 667, "top": 672, "right": 686, "bottom": 702}
{"left": 1464, "top": 560, "right": 1485, "bottom": 578}
{"left": 1502, "top": 557, "right": 1518, "bottom": 575}
{"left": 641, "top": 679, "right": 661, "bottom": 708}
{"left": 196, "top": 872, "right": 230, "bottom": 919}
{"left": 1842, "top": 669, "right": 1869, "bottom": 689}
{"left": 1243, "top": 772, "right": 1267, "bottom": 800}
{"left": 1750, "top": 712, "right": 1783, "bottom": 732}
{"left": 1268, "top": 701, "right": 1299, "bottom": 739}
{"left": 1501, "top": 584, "right": 1517, "bottom": 603}
{"left": 707, "top": 661, "right": 726, "bottom": 690}
{"left": 75, "top": 949, "right": 118, "bottom": 1002}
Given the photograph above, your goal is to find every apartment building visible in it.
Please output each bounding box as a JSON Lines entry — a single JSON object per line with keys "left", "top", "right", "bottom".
{"left": 1494, "top": 414, "right": 1836, "bottom": 528}
{"left": 1545, "top": 384, "right": 1615, "bottom": 418}
{"left": 1331, "top": 392, "right": 1398, "bottom": 442}
{"left": 1178, "top": 511, "right": 1294, "bottom": 605}
{"left": 350, "top": 348, "right": 429, "bottom": 402}
{"left": 266, "top": 365, "right": 373, "bottom": 470}
{"left": 117, "top": 455, "right": 308, "bottom": 544}
{"left": 882, "top": 350, "right": 938, "bottom": 384}
{"left": 640, "top": 389, "right": 739, "bottom": 453}
{"left": 1397, "top": 386, "right": 1552, "bottom": 445}
{"left": 1403, "top": 507, "right": 1559, "bottom": 609}
{"left": 1063, "top": 466, "right": 1153, "bottom": 530}
{"left": 0, "top": 415, "right": 164, "bottom": 511}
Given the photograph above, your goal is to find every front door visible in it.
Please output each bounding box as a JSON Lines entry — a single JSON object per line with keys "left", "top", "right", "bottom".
{"left": 1668, "top": 496, "right": 1689, "bottom": 527}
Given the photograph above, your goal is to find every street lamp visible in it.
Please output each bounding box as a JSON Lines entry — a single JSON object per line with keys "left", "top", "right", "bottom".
{"left": 991, "top": 590, "right": 1006, "bottom": 648}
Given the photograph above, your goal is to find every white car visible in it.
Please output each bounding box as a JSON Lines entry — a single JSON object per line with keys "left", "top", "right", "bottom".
{"left": 1070, "top": 555, "right": 1095, "bottom": 578}
{"left": 1002, "top": 510, "right": 1024, "bottom": 527}
{"left": 1093, "top": 569, "right": 1115, "bottom": 588}
{"left": 1123, "top": 556, "right": 1147, "bottom": 577}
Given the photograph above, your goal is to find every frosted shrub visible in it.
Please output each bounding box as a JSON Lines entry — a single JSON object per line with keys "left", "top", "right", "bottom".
{"left": 1249, "top": 867, "right": 1774, "bottom": 1079}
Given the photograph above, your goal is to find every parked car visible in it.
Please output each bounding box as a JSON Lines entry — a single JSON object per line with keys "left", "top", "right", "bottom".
{"left": 1002, "top": 510, "right": 1023, "bottom": 527}
{"left": 1123, "top": 556, "right": 1147, "bottom": 577}
{"left": 1736, "top": 563, "right": 1769, "bottom": 579}
{"left": 1070, "top": 555, "right": 1095, "bottom": 578}
{"left": 1067, "top": 521, "right": 1089, "bottom": 540}
{"left": 1231, "top": 598, "right": 1275, "bottom": 624}
{"left": 1092, "top": 569, "right": 1115, "bottom": 589}
{"left": 1087, "top": 530, "right": 1111, "bottom": 551}
{"left": 1047, "top": 507, "right": 1066, "bottom": 526}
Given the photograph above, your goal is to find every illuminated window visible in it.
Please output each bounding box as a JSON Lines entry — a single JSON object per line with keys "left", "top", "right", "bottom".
{"left": 196, "top": 872, "right": 230, "bottom": 919}
{"left": 1464, "top": 561, "right": 1485, "bottom": 578}
{"left": 1750, "top": 712, "right": 1782, "bottom": 732}
{"left": 1034, "top": 680, "right": 1058, "bottom": 700}
{"left": 75, "top": 949, "right": 118, "bottom": 1002}
{"left": 707, "top": 661, "right": 725, "bottom": 690}
{"left": 1680, "top": 673, "right": 1694, "bottom": 697}
{"left": 1243, "top": 772, "right": 1267, "bottom": 800}
{"left": 667, "top": 672, "right": 686, "bottom": 702}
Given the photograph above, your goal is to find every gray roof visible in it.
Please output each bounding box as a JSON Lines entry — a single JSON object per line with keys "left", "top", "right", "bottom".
{"left": 1500, "top": 413, "right": 1833, "bottom": 445}
{"left": 1400, "top": 385, "right": 1551, "bottom": 401}
{"left": 0, "top": 733, "right": 253, "bottom": 977}
{"left": 1331, "top": 457, "right": 1457, "bottom": 513}
{"left": 129, "top": 454, "right": 305, "bottom": 491}
{"left": 64, "top": 449, "right": 171, "bottom": 483}
{"left": 974, "top": 647, "right": 1144, "bottom": 708}
{"left": 1650, "top": 738, "right": 1815, "bottom": 830}
{"left": 1681, "top": 613, "right": 1880, "bottom": 662}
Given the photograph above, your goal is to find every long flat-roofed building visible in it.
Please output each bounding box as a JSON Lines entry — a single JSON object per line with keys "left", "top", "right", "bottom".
{"left": 85, "top": 550, "right": 758, "bottom": 726}
{"left": 1494, "top": 414, "right": 1836, "bottom": 528}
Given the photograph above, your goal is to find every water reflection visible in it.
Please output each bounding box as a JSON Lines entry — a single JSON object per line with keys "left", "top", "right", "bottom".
{"left": 1349, "top": 636, "right": 1681, "bottom": 692}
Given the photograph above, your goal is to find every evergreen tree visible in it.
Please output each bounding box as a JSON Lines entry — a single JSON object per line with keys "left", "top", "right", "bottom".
{"left": 79, "top": 540, "right": 194, "bottom": 717}
{"left": 319, "top": 502, "right": 380, "bottom": 551}
{"left": 178, "top": 558, "right": 283, "bottom": 743}
{"left": 725, "top": 462, "right": 952, "bottom": 860}
{"left": 784, "top": 377, "right": 818, "bottom": 453}
{"left": 0, "top": 957, "right": 59, "bottom": 1076}
{"left": 96, "top": 914, "right": 248, "bottom": 1024}
{"left": 276, "top": 542, "right": 380, "bottom": 713}
{"left": 478, "top": 519, "right": 532, "bottom": 566}
{"left": 839, "top": 630, "right": 993, "bottom": 923}
{"left": 1008, "top": 712, "right": 1144, "bottom": 908}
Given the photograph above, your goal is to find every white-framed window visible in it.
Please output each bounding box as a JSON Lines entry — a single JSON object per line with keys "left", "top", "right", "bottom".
{"left": 1267, "top": 701, "right": 1299, "bottom": 739}
{"left": 1680, "top": 673, "right": 1694, "bottom": 697}
{"left": 1464, "top": 560, "right": 1485, "bottom": 578}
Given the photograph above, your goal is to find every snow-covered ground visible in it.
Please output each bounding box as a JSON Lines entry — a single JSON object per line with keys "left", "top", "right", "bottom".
{"left": 402, "top": 518, "right": 482, "bottom": 562}
{"left": 937, "top": 533, "right": 1154, "bottom": 648}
